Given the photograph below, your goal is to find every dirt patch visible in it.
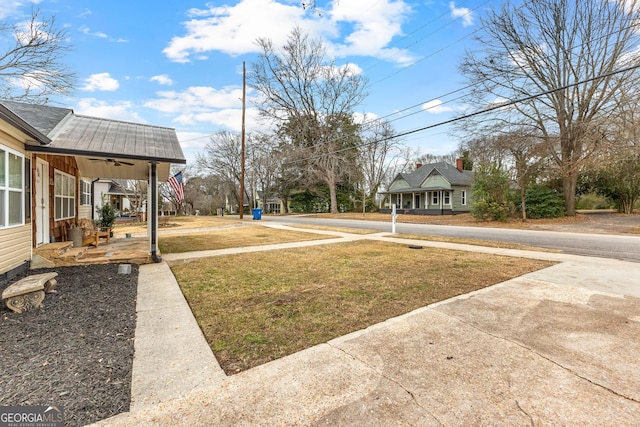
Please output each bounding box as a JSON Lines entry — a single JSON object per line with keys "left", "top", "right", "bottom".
{"left": 0, "top": 264, "right": 138, "bottom": 426}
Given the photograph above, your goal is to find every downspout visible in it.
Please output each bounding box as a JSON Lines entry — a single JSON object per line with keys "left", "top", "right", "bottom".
{"left": 150, "top": 161, "right": 161, "bottom": 263}
{"left": 90, "top": 178, "right": 100, "bottom": 220}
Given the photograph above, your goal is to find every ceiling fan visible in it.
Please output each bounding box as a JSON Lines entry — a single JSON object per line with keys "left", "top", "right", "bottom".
{"left": 89, "top": 158, "right": 135, "bottom": 167}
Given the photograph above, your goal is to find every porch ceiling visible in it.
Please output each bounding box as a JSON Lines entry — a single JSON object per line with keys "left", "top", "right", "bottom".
{"left": 75, "top": 156, "right": 170, "bottom": 180}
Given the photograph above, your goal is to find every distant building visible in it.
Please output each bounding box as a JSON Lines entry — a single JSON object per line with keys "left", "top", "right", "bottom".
{"left": 378, "top": 160, "right": 474, "bottom": 215}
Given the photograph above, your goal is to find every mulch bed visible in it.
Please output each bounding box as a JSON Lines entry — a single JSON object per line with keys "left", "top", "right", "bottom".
{"left": 0, "top": 264, "right": 138, "bottom": 426}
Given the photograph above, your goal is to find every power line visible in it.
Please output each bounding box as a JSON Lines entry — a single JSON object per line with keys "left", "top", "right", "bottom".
{"left": 285, "top": 61, "right": 640, "bottom": 164}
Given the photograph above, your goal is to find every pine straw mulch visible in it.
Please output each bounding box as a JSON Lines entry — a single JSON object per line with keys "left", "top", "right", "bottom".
{"left": 0, "top": 264, "right": 138, "bottom": 427}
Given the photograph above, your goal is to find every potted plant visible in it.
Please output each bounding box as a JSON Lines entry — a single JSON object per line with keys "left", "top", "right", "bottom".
{"left": 96, "top": 198, "right": 117, "bottom": 236}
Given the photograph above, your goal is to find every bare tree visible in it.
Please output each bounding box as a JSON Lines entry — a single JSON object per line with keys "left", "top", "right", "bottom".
{"left": 122, "top": 179, "right": 147, "bottom": 219}
{"left": 458, "top": 0, "right": 640, "bottom": 215}
{"left": 0, "top": 8, "right": 75, "bottom": 103}
{"left": 249, "top": 27, "right": 368, "bottom": 213}
{"left": 196, "top": 131, "right": 247, "bottom": 212}
{"left": 358, "top": 118, "right": 404, "bottom": 209}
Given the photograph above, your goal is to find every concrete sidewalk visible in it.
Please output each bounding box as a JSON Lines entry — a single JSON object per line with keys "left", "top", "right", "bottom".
{"left": 92, "top": 228, "right": 640, "bottom": 426}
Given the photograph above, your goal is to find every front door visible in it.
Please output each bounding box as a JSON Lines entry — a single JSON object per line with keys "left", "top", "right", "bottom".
{"left": 35, "top": 158, "right": 49, "bottom": 246}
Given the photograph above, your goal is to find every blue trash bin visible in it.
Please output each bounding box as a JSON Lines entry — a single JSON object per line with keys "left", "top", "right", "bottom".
{"left": 252, "top": 208, "right": 263, "bottom": 220}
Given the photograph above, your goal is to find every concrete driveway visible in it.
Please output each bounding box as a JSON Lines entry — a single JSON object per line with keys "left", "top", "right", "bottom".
{"left": 90, "top": 226, "right": 640, "bottom": 427}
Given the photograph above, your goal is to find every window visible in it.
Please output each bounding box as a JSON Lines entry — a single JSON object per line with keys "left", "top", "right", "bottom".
{"left": 80, "top": 180, "right": 92, "bottom": 206}
{"left": 461, "top": 190, "right": 467, "bottom": 205}
{"left": 431, "top": 191, "right": 439, "bottom": 205}
{"left": 444, "top": 191, "right": 450, "bottom": 205}
{"left": 54, "top": 170, "right": 75, "bottom": 220}
{"left": 0, "top": 147, "right": 24, "bottom": 228}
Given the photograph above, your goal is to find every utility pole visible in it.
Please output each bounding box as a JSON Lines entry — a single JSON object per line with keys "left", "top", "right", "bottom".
{"left": 240, "top": 61, "right": 246, "bottom": 219}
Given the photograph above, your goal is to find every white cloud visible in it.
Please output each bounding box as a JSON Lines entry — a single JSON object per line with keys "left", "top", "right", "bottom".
{"left": 163, "top": 0, "right": 415, "bottom": 66}
{"left": 422, "top": 99, "right": 453, "bottom": 114}
{"left": 0, "top": 0, "right": 30, "bottom": 19}
{"left": 79, "top": 25, "right": 107, "bottom": 38}
{"left": 449, "top": 2, "right": 474, "bottom": 27}
{"left": 78, "top": 25, "right": 127, "bottom": 42}
{"left": 145, "top": 85, "right": 244, "bottom": 112}
{"left": 328, "top": 0, "right": 415, "bottom": 64}
{"left": 150, "top": 74, "right": 173, "bottom": 86}
{"left": 81, "top": 73, "right": 119, "bottom": 92}
{"left": 74, "top": 98, "right": 147, "bottom": 123}
{"left": 145, "top": 85, "right": 271, "bottom": 132}
{"left": 164, "top": 0, "right": 304, "bottom": 62}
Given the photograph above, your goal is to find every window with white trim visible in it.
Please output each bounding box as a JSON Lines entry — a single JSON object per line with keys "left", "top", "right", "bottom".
{"left": 444, "top": 191, "right": 451, "bottom": 205}
{"left": 80, "top": 179, "right": 92, "bottom": 206}
{"left": 431, "top": 191, "right": 439, "bottom": 205}
{"left": 54, "top": 170, "right": 75, "bottom": 220}
{"left": 0, "top": 146, "right": 24, "bottom": 228}
{"left": 461, "top": 190, "right": 467, "bottom": 205}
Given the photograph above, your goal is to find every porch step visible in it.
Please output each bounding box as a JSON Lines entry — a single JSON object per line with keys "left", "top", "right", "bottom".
{"left": 34, "top": 242, "right": 74, "bottom": 258}
{"left": 57, "top": 247, "right": 89, "bottom": 260}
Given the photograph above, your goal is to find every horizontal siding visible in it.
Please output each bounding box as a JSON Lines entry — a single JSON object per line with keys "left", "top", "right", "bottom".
{"left": 0, "top": 125, "right": 30, "bottom": 153}
{"left": 0, "top": 225, "right": 31, "bottom": 275}
{"left": 78, "top": 205, "right": 92, "bottom": 220}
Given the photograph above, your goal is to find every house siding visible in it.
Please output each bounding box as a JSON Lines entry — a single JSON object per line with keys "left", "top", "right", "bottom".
{"left": 78, "top": 205, "right": 92, "bottom": 220}
{"left": 0, "top": 225, "right": 31, "bottom": 276}
{"left": 389, "top": 178, "right": 410, "bottom": 191}
{"left": 0, "top": 125, "right": 31, "bottom": 275}
{"left": 451, "top": 186, "right": 471, "bottom": 212}
{"left": 423, "top": 175, "right": 451, "bottom": 189}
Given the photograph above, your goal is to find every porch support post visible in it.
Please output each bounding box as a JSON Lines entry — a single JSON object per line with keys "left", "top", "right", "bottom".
{"left": 149, "top": 161, "right": 161, "bottom": 262}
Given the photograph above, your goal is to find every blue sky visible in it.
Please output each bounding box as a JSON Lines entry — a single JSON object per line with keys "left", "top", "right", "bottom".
{"left": 1, "top": 0, "right": 490, "bottom": 165}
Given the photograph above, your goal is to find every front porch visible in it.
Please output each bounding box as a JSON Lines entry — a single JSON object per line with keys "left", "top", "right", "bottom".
{"left": 32, "top": 235, "right": 155, "bottom": 269}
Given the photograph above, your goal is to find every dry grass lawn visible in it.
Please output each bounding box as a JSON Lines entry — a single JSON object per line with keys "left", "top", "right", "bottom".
{"left": 172, "top": 240, "right": 554, "bottom": 374}
{"left": 159, "top": 224, "right": 336, "bottom": 253}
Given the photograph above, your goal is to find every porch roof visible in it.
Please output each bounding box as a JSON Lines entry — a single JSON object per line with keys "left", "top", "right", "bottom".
{"left": 379, "top": 186, "right": 453, "bottom": 194}
{"left": 1, "top": 100, "right": 185, "bottom": 180}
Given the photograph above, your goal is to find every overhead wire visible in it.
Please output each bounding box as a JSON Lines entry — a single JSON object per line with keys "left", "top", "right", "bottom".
{"left": 284, "top": 61, "right": 640, "bottom": 164}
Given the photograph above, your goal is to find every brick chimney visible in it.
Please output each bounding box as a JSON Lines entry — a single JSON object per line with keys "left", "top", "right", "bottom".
{"left": 456, "top": 158, "right": 463, "bottom": 171}
{"left": 416, "top": 163, "right": 422, "bottom": 170}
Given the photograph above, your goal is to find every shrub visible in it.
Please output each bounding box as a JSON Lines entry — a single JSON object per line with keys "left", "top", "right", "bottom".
{"left": 525, "top": 185, "right": 565, "bottom": 219}
{"left": 472, "top": 199, "right": 514, "bottom": 222}
{"left": 471, "top": 165, "right": 515, "bottom": 222}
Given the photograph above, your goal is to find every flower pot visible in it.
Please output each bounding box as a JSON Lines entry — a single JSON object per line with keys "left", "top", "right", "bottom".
{"left": 68, "top": 227, "right": 83, "bottom": 248}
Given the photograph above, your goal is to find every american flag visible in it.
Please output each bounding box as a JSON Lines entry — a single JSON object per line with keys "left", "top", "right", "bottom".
{"left": 167, "top": 171, "right": 184, "bottom": 203}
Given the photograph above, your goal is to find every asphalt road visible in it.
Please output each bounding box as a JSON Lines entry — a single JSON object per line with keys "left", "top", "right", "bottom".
{"left": 261, "top": 215, "right": 640, "bottom": 263}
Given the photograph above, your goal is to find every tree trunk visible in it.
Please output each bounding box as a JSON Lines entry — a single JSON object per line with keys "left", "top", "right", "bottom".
{"left": 520, "top": 187, "right": 527, "bottom": 221}
{"left": 329, "top": 182, "right": 338, "bottom": 213}
{"left": 563, "top": 171, "right": 578, "bottom": 216}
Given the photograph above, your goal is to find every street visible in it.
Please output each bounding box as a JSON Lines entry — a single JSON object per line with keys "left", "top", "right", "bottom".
{"left": 261, "top": 215, "right": 640, "bottom": 263}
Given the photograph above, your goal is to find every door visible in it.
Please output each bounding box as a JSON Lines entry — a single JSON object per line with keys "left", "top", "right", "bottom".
{"left": 35, "top": 158, "right": 49, "bottom": 246}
